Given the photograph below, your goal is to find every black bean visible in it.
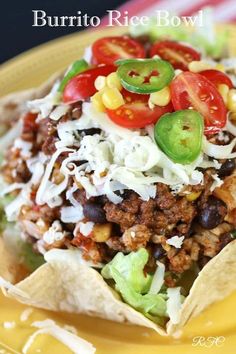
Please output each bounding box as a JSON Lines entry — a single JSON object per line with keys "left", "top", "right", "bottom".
{"left": 153, "top": 244, "right": 166, "bottom": 260}
{"left": 198, "top": 196, "right": 227, "bottom": 229}
{"left": 83, "top": 202, "right": 107, "bottom": 223}
{"left": 218, "top": 159, "right": 236, "bottom": 177}
{"left": 79, "top": 128, "right": 101, "bottom": 136}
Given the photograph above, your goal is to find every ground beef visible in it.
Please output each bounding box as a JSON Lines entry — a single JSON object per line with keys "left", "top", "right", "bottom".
{"left": 168, "top": 249, "right": 192, "bottom": 273}
{"left": 194, "top": 231, "right": 220, "bottom": 258}
{"left": 21, "top": 112, "right": 38, "bottom": 143}
{"left": 122, "top": 224, "right": 152, "bottom": 251}
{"left": 106, "top": 236, "right": 127, "bottom": 252}
{"left": 71, "top": 234, "right": 106, "bottom": 263}
{"left": 19, "top": 204, "right": 60, "bottom": 226}
{"left": 104, "top": 184, "right": 197, "bottom": 236}
{"left": 2, "top": 148, "right": 31, "bottom": 184}
{"left": 3, "top": 102, "right": 234, "bottom": 276}
{"left": 164, "top": 274, "right": 177, "bottom": 288}
{"left": 41, "top": 134, "right": 58, "bottom": 155}
{"left": 156, "top": 184, "right": 176, "bottom": 209}
{"left": 104, "top": 203, "right": 136, "bottom": 231}
{"left": 14, "top": 160, "right": 32, "bottom": 183}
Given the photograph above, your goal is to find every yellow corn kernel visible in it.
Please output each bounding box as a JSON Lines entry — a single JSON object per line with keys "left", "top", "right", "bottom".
{"left": 227, "top": 89, "right": 236, "bottom": 112}
{"left": 215, "top": 64, "right": 225, "bottom": 72}
{"left": 94, "top": 75, "right": 106, "bottom": 91}
{"left": 218, "top": 84, "right": 229, "bottom": 104}
{"left": 92, "top": 223, "right": 112, "bottom": 242}
{"left": 100, "top": 170, "right": 107, "bottom": 177}
{"left": 188, "top": 60, "right": 212, "bottom": 73}
{"left": 106, "top": 72, "right": 122, "bottom": 91}
{"left": 102, "top": 87, "right": 124, "bottom": 109}
{"left": 52, "top": 169, "right": 65, "bottom": 184}
{"left": 91, "top": 91, "right": 106, "bottom": 112}
{"left": 186, "top": 191, "right": 201, "bottom": 202}
{"left": 150, "top": 87, "right": 171, "bottom": 107}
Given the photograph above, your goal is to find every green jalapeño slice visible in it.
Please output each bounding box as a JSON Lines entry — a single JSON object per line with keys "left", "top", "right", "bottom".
{"left": 154, "top": 110, "right": 204, "bottom": 164}
{"left": 117, "top": 58, "right": 174, "bottom": 94}
{"left": 58, "top": 59, "right": 89, "bottom": 92}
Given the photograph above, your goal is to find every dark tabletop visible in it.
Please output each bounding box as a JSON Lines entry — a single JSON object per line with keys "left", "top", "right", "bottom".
{"left": 0, "top": 0, "right": 126, "bottom": 64}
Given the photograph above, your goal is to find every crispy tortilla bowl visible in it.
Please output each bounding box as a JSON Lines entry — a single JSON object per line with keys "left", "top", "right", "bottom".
{"left": 0, "top": 24, "right": 236, "bottom": 353}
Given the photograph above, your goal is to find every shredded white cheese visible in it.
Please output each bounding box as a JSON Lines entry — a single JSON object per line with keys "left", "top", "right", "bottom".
{"left": 49, "top": 104, "right": 69, "bottom": 121}
{"left": 43, "top": 220, "right": 65, "bottom": 245}
{"left": 210, "top": 174, "right": 224, "bottom": 192}
{"left": 61, "top": 205, "right": 84, "bottom": 223}
{"left": 28, "top": 82, "right": 61, "bottom": 120}
{"left": 83, "top": 46, "right": 92, "bottom": 63}
{"left": 22, "top": 319, "right": 96, "bottom": 354}
{"left": 20, "top": 308, "right": 33, "bottom": 322}
{"left": 218, "top": 130, "right": 230, "bottom": 143}
{"left": 4, "top": 159, "right": 45, "bottom": 222}
{"left": 35, "top": 147, "right": 73, "bottom": 206}
{"left": 203, "top": 136, "right": 236, "bottom": 159}
{"left": 3, "top": 321, "right": 16, "bottom": 329}
{"left": 13, "top": 138, "right": 32, "bottom": 158}
{"left": 0, "top": 120, "right": 22, "bottom": 151}
{"left": 148, "top": 261, "right": 165, "bottom": 295}
{"left": 167, "top": 287, "right": 182, "bottom": 325}
{"left": 166, "top": 236, "right": 185, "bottom": 249}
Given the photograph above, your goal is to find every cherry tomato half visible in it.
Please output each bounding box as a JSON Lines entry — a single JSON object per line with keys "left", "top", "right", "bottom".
{"left": 106, "top": 89, "right": 173, "bottom": 128}
{"left": 150, "top": 41, "right": 201, "bottom": 71}
{"left": 170, "top": 71, "right": 227, "bottom": 135}
{"left": 92, "top": 36, "right": 145, "bottom": 65}
{"left": 63, "top": 65, "right": 115, "bottom": 103}
{"left": 199, "top": 69, "right": 233, "bottom": 89}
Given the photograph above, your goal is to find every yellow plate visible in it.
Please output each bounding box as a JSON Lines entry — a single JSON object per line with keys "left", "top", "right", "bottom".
{"left": 0, "top": 25, "right": 236, "bottom": 354}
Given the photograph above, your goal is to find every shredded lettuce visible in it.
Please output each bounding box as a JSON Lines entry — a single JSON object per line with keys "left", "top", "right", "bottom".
{"left": 102, "top": 249, "right": 170, "bottom": 324}
{"left": 21, "top": 243, "right": 45, "bottom": 272}
{"left": 0, "top": 194, "right": 14, "bottom": 233}
{"left": 102, "top": 248, "right": 152, "bottom": 293}
{"left": 129, "top": 7, "right": 228, "bottom": 59}
{"left": 190, "top": 7, "right": 228, "bottom": 58}
{"left": 2, "top": 223, "right": 45, "bottom": 272}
